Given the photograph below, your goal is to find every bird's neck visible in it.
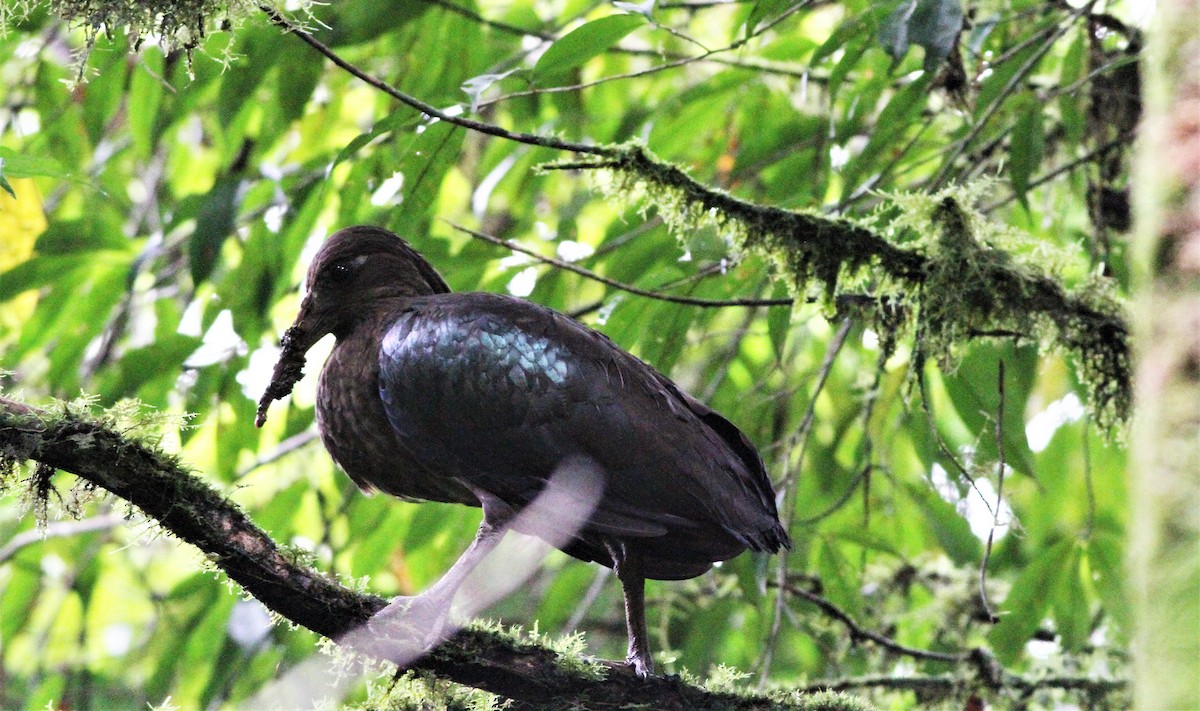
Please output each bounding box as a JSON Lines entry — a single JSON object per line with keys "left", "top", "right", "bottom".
{"left": 331, "top": 296, "right": 413, "bottom": 342}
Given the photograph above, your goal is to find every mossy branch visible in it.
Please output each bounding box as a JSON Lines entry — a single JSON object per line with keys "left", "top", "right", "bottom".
{"left": 556, "top": 146, "right": 1131, "bottom": 424}
{"left": 0, "top": 397, "right": 872, "bottom": 711}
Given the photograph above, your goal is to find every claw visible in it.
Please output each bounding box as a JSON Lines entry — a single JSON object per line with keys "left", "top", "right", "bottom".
{"left": 627, "top": 651, "right": 655, "bottom": 679}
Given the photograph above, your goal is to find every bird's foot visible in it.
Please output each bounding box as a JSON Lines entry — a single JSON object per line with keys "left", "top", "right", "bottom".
{"left": 626, "top": 650, "right": 655, "bottom": 679}
{"left": 358, "top": 594, "right": 453, "bottom": 664}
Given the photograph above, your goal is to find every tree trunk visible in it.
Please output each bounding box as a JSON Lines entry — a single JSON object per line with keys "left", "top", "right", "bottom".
{"left": 1130, "top": 2, "right": 1200, "bottom": 709}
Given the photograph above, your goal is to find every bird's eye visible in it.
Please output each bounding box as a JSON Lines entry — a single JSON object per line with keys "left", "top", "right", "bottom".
{"left": 329, "top": 262, "right": 354, "bottom": 281}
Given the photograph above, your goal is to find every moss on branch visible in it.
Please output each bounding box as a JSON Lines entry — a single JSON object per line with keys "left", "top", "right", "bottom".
{"left": 556, "top": 144, "right": 1131, "bottom": 425}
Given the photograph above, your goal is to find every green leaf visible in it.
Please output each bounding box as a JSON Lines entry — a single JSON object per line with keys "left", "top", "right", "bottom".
{"left": 129, "top": 49, "right": 165, "bottom": 158}
{"left": 1009, "top": 99, "right": 1045, "bottom": 209}
{"left": 767, "top": 285, "right": 793, "bottom": 363}
{"left": 216, "top": 27, "right": 279, "bottom": 127}
{"left": 533, "top": 14, "right": 645, "bottom": 86}
{"left": 0, "top": 253, "right": 121, "bottom": 302}
{"left": 745, "top": 0, "right": 793, "bottom": 39}
{"left": 35, "top": 213, "right": 131, "bottom": 254}
{"left": 942, "top": 342, "right": 1038, "bottom": 478}
{"left": 0, "top": 147, "right": 75, "bottom": 181}
{"left": 0, "top": 158, "right": 14, "bottom": 198}
{"left": 988, "top": 538, "right": 1074, "bottom": 664}
{"left": 905, "top": 481, "right": 982, "bottom": 565}
{"left": 1052, "top": 547, "right": 1090, "bottom": 651}
{"left": 190, "top": 175, "right": 242, "bottom": 285}
{"left": 95, "top": 334, "right": 203, "bottom": 401}
{"left": 878, "top": 0, "right": 964, "bottom": 72}
{"left": 1058, "top": 29, "right": 1088, "bottom": 146}
{"left": 324, "top": 0, "right": 431, "bottom": 47}
{"left": 841, "top": 72, "right": 932, "bottom": 191}
{"left": 1089, "top": 527, "right": 1130, "bottom": 633}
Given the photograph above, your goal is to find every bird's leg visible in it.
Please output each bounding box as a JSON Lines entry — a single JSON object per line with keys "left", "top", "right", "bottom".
{"left": 418, "top": 512, "right": 509, "bottom": 614}
{"left": 370, "top": 493, "right": 514, "bottom": 656}
{"left": 605, "top": 540, "right": 654, "bottom": 678}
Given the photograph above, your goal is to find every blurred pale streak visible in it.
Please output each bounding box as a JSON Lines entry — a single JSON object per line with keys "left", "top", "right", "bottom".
{"left": 243, "top": 458, "right": 604, "bottom": 708}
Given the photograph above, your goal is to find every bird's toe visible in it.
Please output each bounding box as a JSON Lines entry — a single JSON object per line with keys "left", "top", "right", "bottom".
{"left": 627, "top": 652, "right": 655, "bottom": 679}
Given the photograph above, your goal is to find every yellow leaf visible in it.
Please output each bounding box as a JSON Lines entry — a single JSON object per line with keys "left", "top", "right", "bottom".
{"left": 0, "top": 178, "right": 46, "bottom": 331}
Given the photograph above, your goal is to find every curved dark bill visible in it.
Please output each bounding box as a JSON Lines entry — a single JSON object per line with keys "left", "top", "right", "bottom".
{"left": 254, "top": 324, "right": 310, "bottom": 428}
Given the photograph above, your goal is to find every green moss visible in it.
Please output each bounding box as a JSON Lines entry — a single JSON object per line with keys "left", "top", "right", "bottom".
{"left": 348, "top": 670, "right": 503, "bottom": 711}
{"left": 4, "top": 0, "right": 298, "bottom": 81}
{"left": 568, "top": 145, "right": 1131, "bottom": 427}
{"left": 465, "top": 619, "right": 607, "bottom": 680}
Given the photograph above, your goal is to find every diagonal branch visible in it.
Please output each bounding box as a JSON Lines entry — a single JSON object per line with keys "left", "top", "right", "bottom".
{"left": 451, "top": 222, "right": 794, "bottom": 308}
{"left": 0, "top": 397, "right": 834, "bottom": 710}
{"left": 260, "top": 5, "right": 615, "bottom": 159}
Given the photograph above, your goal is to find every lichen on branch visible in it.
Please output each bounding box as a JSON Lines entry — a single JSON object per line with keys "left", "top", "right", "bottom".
{"left": 3, "top": 0, "right": 282, "bottom": 80}
{"left": 553, "top": 143, "right": 1131, "bottom": 426}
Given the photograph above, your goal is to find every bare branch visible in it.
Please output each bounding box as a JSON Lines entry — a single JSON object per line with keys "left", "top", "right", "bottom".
{"left": 259, "top": 6, "right": 615, "bottom": 159}
{"left": 451, "top": 222, "right": 794, "bottom": 308}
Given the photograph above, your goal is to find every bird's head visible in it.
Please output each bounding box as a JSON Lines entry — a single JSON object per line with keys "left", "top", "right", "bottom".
{"left": 254, "top": 226, "right": 450, "bottom": 427}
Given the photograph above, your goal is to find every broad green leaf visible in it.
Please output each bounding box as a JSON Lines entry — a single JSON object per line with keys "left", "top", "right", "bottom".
{"left": 324, "top": 0, "right": 431, "bottom": 47}
{"left": 942, "top": 342, "right": 1038, "bottom": 479}
{"left": 1052, "top": 547, "right": 1090, "bottom": 651}
{"left": 0, "top": 252, "right": 124, "bottom": 302}
{"left": 34, "top": 213, "right": 130, "bottom": 254}
{"left": 95, "top": 334, "right": 203, "bottom": 401}
{"left": 1089, "top": 527, "right": 1130, "bottom": 633}
{"left": 974, "top": 36, "right": 1047, "bottom": 121}
{"left": 767, "top": 286, "right": 793, "bottom": 363}
{"left": 0, "top": 561, "right": 40, "bottom": 641}
{"left": 0, "top": 147, "right": 75, "bottom": 181}
{"left": 216, "top": 27, "right": 279, "bottom": 127}
{"left": 1010, "top": 99, "right": 1046, "bottom": 209}
{"left": 349, "top": 505, "right": 412, "bottom": 579}
{"left": 745, "top": 0, "right": 794, "bottom": 39}
{"left": 190, "top": 175, "right": 243, "bottom": 285}
{"left": 23, "top": 675, "right": 65, "bottom": 711}
{"left": 533, "top": 14, "right": 645, "bottom": 86}
{"left": 905, "top": 480, "right": 982, "bottom": 565}
{"left": 129, "top": 49, "right": 165, "bottom": 158}
{"left": 988, "top": 538, "right": 1074, "bottom": 665}
{"left": 840, "top": 73, "right": 932, "bottom": 192}
{"left": 877, "top": 0, "right": 964, "bottom": 72}
{"left": 1059, "top": 29, "right": 1088, "bottom": 146}
{"left": 811, "top": 14, "right": 867, "bottom": 67}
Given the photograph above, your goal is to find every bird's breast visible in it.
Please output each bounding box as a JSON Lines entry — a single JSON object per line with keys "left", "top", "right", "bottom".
{"left": 315, "top": 330, "right": 475, "bottom": 505}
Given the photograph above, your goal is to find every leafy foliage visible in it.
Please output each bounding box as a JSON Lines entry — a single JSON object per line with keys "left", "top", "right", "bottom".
{"left": 0, "top": 0, "right": 1139, "bottom": 708}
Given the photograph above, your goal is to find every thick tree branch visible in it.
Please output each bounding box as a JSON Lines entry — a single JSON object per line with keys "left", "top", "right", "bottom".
{"left": 0, "top": 397, "right": 852, "bottom": 710}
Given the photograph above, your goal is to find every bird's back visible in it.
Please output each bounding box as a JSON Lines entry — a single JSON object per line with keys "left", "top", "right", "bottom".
{"left": 375, "top": 292, "right": 788, "bottom": 580}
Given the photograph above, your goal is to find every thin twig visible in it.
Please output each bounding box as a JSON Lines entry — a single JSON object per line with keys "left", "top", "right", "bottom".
{"left": 0, "top": 513, "right": 124, "bottom": 565}
{"left": 758, "top": 318, "right": 853, "bottom": 685}
{"left": 448, "top": 222, "right": 794, "bottom": 308}
{"left": 477, "top": 1, "right": 814, "bottom": 110}
{"left": 930, "top": 2, "right": 1095, "bottom": 190}
{"left": 798, "top": 672, "right": 1125, "bottom": 695}
{"left": 978, "top": 360, "right": 1006, "bottom": 623}
{"left": 915, "top": 352, "right": 994, "bottom": 514}
{"left": 776, "top": 580, "right": 968, "bottom": 664}
{"left": 260, "top": 6, "right": 615, "bottom": 159}
{"left": 981, "top": 132, "right": 1133, "bottom": 212}
{"left": 236, "top": 430, "right": 319, "bottom": 479}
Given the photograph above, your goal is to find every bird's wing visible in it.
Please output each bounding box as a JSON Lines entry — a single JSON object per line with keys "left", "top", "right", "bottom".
{"left": 378, "top": 293, "right": 783, "bottom": 552}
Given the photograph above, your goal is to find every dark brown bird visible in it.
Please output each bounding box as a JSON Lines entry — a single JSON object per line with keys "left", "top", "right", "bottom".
{"left": 256, "top": 225, "right": 789, "bottom": 677}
